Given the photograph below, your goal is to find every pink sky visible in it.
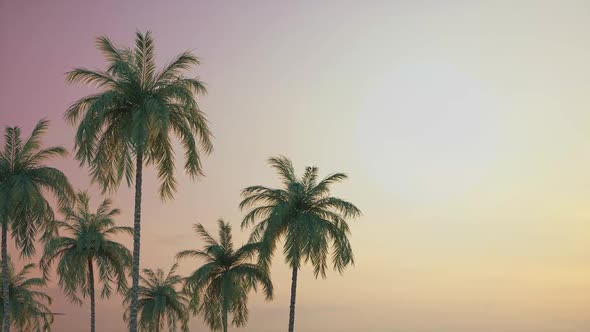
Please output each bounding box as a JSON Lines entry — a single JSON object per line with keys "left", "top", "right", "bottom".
{"left": 2, "top": 1, "right": 590, "bottom": 331}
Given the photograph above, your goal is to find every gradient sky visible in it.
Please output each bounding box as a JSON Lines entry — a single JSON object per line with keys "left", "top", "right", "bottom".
{"left": 1, "top": 1, "right": 590, "bottom": 331}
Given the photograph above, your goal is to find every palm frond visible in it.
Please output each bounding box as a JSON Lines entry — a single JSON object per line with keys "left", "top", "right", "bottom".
{"left": 66, "top": 68, "right": 117, "bottom": 89}
{"left": 267, "top": 155, "right": 296, "bottom": 185}
{"left": 156, "top": 51, "right": 200, "bottom": 82}
{"left": 21, "top": 119, "right": 48, "bottom": 155}
{"left": 192, "top": 223, "right": 218, "bottom": 247}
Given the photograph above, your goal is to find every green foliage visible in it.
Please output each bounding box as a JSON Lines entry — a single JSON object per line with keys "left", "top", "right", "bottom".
{"left": 65, "top": 31, "right": 213, "bottom": 199}
{"left": 177, "top": 220, "right": 273, "bottom": 331}
{"left": 40, "top": 191, "right": 132, "bottom": 304}
{"left": 0, "top": 119, "right": 75, "bottom": 257}
{"left": 0, "top": 258, "right": 53, "bottom": 332}
{"left": 240, "top": 156, "right": 361, "bottom": 277}
{"left": 123, "top": 264, "right": 190, "bottom": 332}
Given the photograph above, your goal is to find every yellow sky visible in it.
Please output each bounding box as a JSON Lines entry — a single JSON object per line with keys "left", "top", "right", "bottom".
{"left": 1, "top": 1, "right": 590, "bottom": 331}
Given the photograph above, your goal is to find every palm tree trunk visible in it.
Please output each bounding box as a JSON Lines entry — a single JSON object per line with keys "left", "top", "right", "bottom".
{"left": 222, "top": 302, "right": 228, "bottom": 332}
{"left": 129, "top": 151, "right": 144, "bottom": 332}
{"left": 288, "top": 265, "right": 298, "bottom": 332}
{"left": 88, "top": 256, "right": 96, "bottom": 332}
{"left": 1, "top": 222, "right": 9, "bottom": 332}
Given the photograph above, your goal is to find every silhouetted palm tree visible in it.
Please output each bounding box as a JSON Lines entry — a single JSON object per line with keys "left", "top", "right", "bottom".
{"left": 176, "top": 220, "right": 273, "bottom": 332}
{"left": 240, "top": 156, "right": 361, "bottom": 332}
{"left": 0, "top": 120, "right": 74, "bottom": 331}
{"left": 124, "top": 263, "right": 189, "bottom": 332}
{"left": 65, "top": 31, "right": 213, "bottom": 332}
{"left": 0, "top": 258, "right": 54, "bottom": 332}
{"left": 40, "top": 191, "right": 132, "bottom": 332}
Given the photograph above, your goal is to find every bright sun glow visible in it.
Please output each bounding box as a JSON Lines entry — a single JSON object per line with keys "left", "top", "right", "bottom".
{"left": 355, "top": 62, "right": 501, "bottom": 204}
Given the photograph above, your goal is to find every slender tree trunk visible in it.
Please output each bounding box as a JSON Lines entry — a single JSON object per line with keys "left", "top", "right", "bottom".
{"left": 2, "top": 222, "right": 9, "bottom": 332}
{"left": 129, "top": 151, "right": 143, "bottom": 332}
{"left": 222, "top": 300, "right": 228, "bottom": 332}
{"left": 288, "top": 265, "right": 298, "bottom": 332}
{"left": 88, "top": 256, "right": 96, "bottom": 332}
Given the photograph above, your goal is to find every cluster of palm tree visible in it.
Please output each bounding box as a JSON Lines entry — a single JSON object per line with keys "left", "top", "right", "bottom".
{"left": 0, "top": 31, "right": 360, "bottom": 332}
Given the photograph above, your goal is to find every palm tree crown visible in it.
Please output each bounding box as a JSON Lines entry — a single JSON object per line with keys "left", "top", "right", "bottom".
{"left": 0, "top": 258, "right": 54, "bottom": 332}
{"left": 65, "top": 31, "right": 212, "bottom": 198}
{"left": 240, "top": 156, "right": 361, "bottom": 275}
{"left": 40, "top": 191, "right": 132, "bottom": 332}
{"left": 124, "top": 264, "right": 190, "bottom": 332}
{"left": 40, "top": 191, "right": 132, "bottom": 302}
{"left": 176, "top": 220, "right": 273, "bottom": 332}
{"left": 0, "top": 119, "right": 74, "bottom": 257}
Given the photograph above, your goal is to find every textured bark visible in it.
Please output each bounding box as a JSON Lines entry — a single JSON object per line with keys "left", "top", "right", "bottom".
{"left": 88, "top": 256, "right": 96, "bottom": 332}
{"left": 2, "top": 222, "right": 9, "bottom": 332}
{"left": 128, "top": 151, "right": 143, "bottom": 332}
{"left": 288, "top": 265, "right": 298, "bottom": 332}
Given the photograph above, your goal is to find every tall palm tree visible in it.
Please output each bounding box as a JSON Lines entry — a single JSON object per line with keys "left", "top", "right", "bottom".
{"left": 65, "top": 31, "right": 213, "bottom": 332}
{"left": 0, "top": 258, "right": 54, "bottom": 332}
{"left": 40, "top": 191, "right": 132, "bottom": 332}
{"left": 176, "top": 220, "right": 273, "bottom": 332}
{"left": 0, "top": 120, "right": 74, "bottom": 331}
{"left": 240, "top": 156, "right": 361, "bottom": 332}
{"left": 123, "top": 263, "right": 189, "bottom": 332}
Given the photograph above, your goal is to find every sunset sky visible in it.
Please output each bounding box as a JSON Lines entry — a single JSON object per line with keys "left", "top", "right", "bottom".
{"left": 1, "top": 1, "right": 590, "bottom": 331}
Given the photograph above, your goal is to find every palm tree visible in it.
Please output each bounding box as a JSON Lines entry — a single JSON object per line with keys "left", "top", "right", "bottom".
{"left": 0, "top": 120, "right": 74, "bottom": 331}
{"left": 240, "top": 156, "right": 361, "bottom": 332}
{"left": 40, "top": 191, "right": 132, "bottom": 332}
{"left": 176, "top": 220, "right": 273, "bottom": 332}
{"left": 0, "top": 258, "right": 54, "bottom": 332}
{"left": 65, "top": 31, "right": 213, "bottom": 332}
{"left": 123, "top": 263, "right": 189, "bottom": 332}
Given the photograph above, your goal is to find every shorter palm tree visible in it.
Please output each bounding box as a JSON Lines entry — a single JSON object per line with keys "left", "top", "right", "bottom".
{"left": 176, "top": 220, "right": 273, "bottom": 332}
{"left": 240, "top": 156, "right": 361, "bottom": 332}
{"left": 0, "top": 257, "right": 53, "bottom": 332}
{"left": 0, "top": 119, "right": 74, "bottom": 332}
{"left": 40, "top": 191, "right": 132, "bottom": 332}
{"left": 123, "top": 263, "right": 189, "bottom": 332}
